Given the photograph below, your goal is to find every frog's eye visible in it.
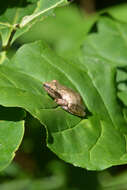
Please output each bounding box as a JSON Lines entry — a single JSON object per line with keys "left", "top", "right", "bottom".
{"left": 43, "top": 83, "right": 49, "bottom": 88}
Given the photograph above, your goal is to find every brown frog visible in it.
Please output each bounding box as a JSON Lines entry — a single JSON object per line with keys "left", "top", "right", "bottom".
{"left": 43, "top": 80, "right": 85, "bottom": 117}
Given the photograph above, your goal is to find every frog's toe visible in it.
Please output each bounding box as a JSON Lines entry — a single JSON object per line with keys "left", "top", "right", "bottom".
{"left": 61, "top": 105, "right": 68, "bottom": 110}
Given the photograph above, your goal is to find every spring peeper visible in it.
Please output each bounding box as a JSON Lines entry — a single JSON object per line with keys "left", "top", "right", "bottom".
{"left": 43, "top": 80, "right": 85, "bottom": 117}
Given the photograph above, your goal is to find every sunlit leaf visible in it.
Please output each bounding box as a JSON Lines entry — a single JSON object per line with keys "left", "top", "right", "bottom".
{"left": 0, "top": 120, "right": 24, "bottom": 171}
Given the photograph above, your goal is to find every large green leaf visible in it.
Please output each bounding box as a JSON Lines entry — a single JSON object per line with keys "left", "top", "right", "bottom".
{"left": 0, "top": 0, "right": 68, "bottom": 47}
{"left": 0, "top": 41, "right": 126, "bottom": 170}
{"left": 82, "top": 17, "right": 127, "bottom": 67}
{"left": 0, "top": 120, "right": 24, "bottom": 171}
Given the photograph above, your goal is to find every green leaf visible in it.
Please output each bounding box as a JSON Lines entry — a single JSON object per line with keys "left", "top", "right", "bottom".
{"left": 0, "top": 1, "right": 36, "bottom": 47}
{"left": 82, "top": 17, "right": 127, "bottom": 67}
{"left": 0, "top": 40, "right": 126, "bottom": 170}
{"left": 105, "top": 3, "right": 127, "bottom": 23}
{"left": 118, "top": 91, "right": 127, "bottom": 107}
{"left": 98, "top": 170, "right": 127, "bottom": 190}
{"left": 0, "top": 120, "right": 24, "bottom": 171}
{"left": 0, "top": 64, "right": 56, "bottom": 113}
{"left": 117, "top": 69, "right": 127, "bottom": 82}
{"left": 116, "top": 68, "right": 127, "bottom": 108}
{"left": 19, "top": 5, "right": 98, "bottom": 57}
{"left": 20, "top": 0, "right": 68, "bottom": 27}
{"left": 0, "top": 0, "right": 68, "bottom": 47}
{"left": 0, "top": 179, "right": 30, "bottom": 190}
{"left": 116, "top": 69, "right": 127, "bottom": 91}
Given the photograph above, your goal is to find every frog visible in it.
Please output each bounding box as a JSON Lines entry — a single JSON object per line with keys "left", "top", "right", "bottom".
{"left": 43, "top": 80, "right": 85, "bottom": 117}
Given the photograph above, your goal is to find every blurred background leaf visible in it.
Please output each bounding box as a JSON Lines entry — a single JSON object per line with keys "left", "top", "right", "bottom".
{"left": 98, "top": 169, "right": 127, "bottom": 190}
{"left": 18, "top": 5, "right": 98, "bottom": 58}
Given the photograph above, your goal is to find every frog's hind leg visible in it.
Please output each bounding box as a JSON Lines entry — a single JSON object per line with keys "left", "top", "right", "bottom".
{"left": 69, "top": 103, "right": 85, "bottom": 117}
{"left": 61, "top": 105, "right": 70, "bottom": 112}
{"left": 55, "top": 98, "right": 68, "bottom": 106}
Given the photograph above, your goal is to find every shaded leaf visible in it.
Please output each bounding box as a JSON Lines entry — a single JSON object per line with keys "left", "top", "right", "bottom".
{"left": 0, "top": 106, "right": 26, "bottom": 121}
{"left": 98, "top": 170, "right": 127, "bottom": 190}
{"left": 117, "top": 69, "right": 127, "bottom": 82}
{"left": 118, "top": 91, "right": 127, "bottom": 107}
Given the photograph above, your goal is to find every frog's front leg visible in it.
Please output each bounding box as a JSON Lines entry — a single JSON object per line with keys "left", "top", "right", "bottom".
{"left": 55, "top": 98, "right": 68, "bottom": 106}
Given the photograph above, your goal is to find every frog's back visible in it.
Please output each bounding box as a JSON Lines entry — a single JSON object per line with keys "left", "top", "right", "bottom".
{"left": 60, "top": 87, "right": 84, "bottom": 106}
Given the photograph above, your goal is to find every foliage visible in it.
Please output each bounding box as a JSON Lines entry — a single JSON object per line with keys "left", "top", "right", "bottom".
{"left": 1, "top": 0, "right": 127, "bottom": 189}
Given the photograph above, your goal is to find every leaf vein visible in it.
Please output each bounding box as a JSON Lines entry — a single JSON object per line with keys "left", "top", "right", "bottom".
{"left": 0, "top": 72, "right": 17, "bottom": 88}
{"left": 79, "top": 58, "right": 117, "bottom": 129}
